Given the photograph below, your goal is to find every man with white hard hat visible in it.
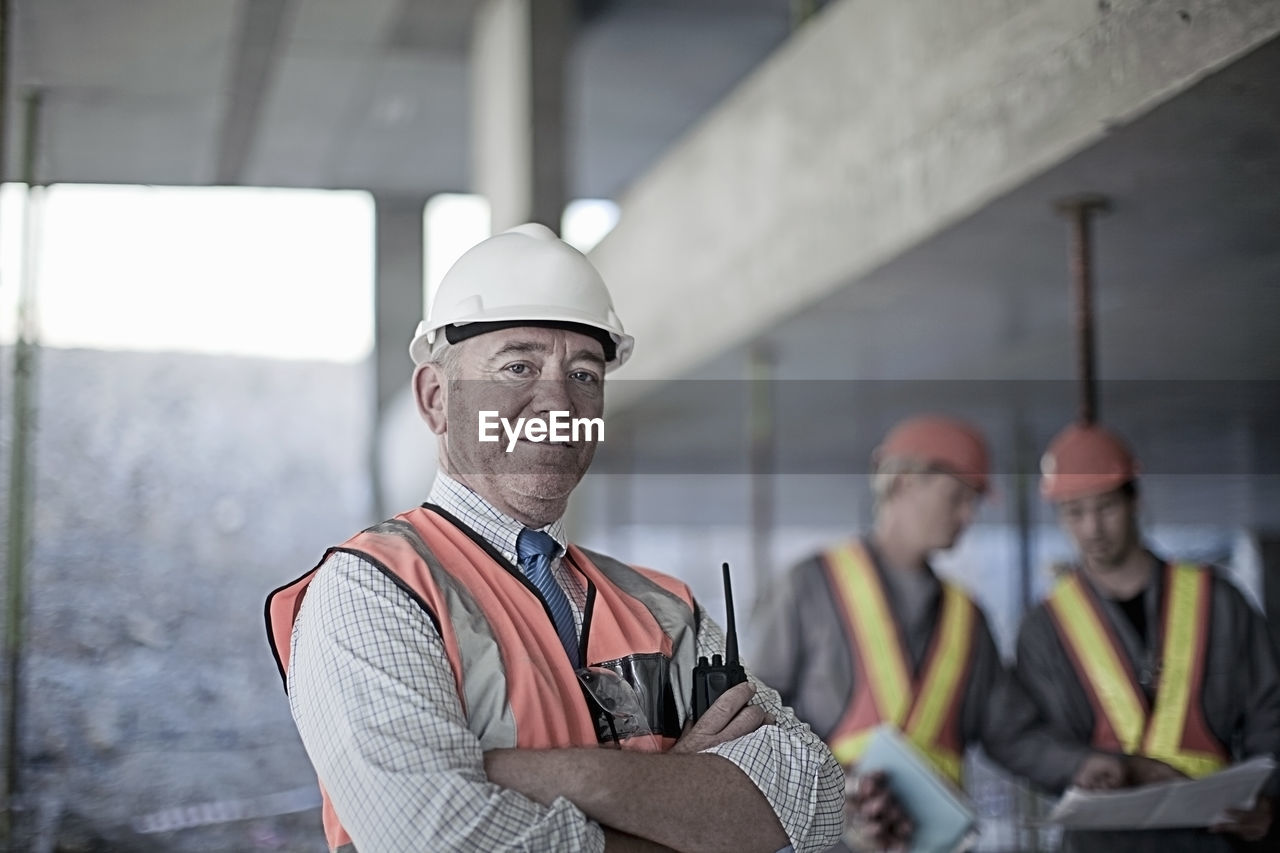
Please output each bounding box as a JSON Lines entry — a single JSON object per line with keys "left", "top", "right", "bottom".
{"left": 752, "top": 415, "right": 1128, "bottom": 851}
{"left": 266, "top": 224, "right": 844, "bottom": 853}
{"left": 1013, "top": 421, "right": 1280, "bottom": 852}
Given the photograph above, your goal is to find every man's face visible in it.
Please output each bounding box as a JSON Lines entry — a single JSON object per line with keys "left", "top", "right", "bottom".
{"left": 895, "top": 471, "right": 981, "bottom": 552}
{"left": 417, "top": 326, "right": 606, "bottom": 526}
{"left": 1056, "top": 488, "right": 1140, "bottom": 571}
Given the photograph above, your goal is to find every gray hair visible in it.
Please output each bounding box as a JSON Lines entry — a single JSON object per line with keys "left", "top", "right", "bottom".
{"left": 425, "top": 339, "right": 464, "bottom": 375}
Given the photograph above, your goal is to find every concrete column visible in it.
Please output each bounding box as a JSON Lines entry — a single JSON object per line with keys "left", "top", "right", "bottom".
{"left": 471, "top": 0, "right": 571, "bottom": 234}
{"left": 372, "top": 193, "right": 426, "bottom": 518}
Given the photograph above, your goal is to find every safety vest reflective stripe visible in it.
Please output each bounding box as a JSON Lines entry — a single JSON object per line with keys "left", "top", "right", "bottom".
{"left": 923, "top": 745, "right": 963, "bottom": 787}
{"left": 1143, "top": 564, "right": 1228, "bottom": 777}
{"left": 827, "top": 542, "right": 912, "bottom": 724}
{"left": 905, "top": 584, "right": 975, "bottom": 746}
{"left": 824, "top": 541, "right": 971, "bottom": 784}
{"left": 1047, "top": 573, "right": 1149, "bottom": 752}
{"left": 1046, "top": 563, "right": 1228, "bottom": 778}
{"left": 1143, "top": 565, "right": 1202, "bottom": 758}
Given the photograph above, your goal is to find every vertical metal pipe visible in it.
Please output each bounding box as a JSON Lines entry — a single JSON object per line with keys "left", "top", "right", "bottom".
{"left": 1013, "top": 411, "right": 1034, "bottom": 614}
{"left": 1054, "top": 194, "right": 1110, "bottom": 426}
{"left": 0, "top": 0, "right": 9, "bottom": 186}
{"left": 3, "top": 88, "right": 43, "bottom": 851}
{"left": 0, "top": 0, "right": 11, "bottom": 411}
{"left": 748, "top": 343, "right": 775, "bottom": 607}
{"left": 605, "top": 426, "right": 634, "bottom": 561}
{"left": 0, "top": 0, "right": 11, "bottom": 486}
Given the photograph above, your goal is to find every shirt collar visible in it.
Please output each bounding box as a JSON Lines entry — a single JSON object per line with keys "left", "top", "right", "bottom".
{"left": 428, "top": 471, "right": 567, "bottom": 565}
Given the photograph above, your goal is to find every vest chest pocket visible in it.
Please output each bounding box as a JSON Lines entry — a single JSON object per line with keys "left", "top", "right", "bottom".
{"left": 579, "top": 653, "right": 681, "bottom": 747}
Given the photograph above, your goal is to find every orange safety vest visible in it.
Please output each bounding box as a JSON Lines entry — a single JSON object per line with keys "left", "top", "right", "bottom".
{"left": 1045, "top": 562, "right": 1229, "bottom": 778}
{"left": 266, "top": 506, "right": 699, "bottom": 853}
{"left": 822, "top": 541, "right": 976, "bottom": 784}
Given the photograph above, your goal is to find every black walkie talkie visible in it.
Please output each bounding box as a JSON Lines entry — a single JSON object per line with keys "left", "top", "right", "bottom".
{"left": 691, "top": 562, "right": 749, "bottom": 722}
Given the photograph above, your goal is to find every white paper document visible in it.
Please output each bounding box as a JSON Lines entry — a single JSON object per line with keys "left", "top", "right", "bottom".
{"left": 1047, "top": 756, "right": 1276, "bottom": 830}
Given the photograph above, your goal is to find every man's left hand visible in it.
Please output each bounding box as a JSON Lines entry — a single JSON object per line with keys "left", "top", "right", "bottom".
{"left": 1210, "top": 794, "right": 1273, "bottom": 842}
{"left": 671, "top": 682, "right": 771, "bottom": 754}
{"left": 1123, "top": 755, "right": 1188, "bottom": 787}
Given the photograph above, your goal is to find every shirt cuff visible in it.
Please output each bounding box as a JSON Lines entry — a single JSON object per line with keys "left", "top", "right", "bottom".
{"left": 704, "top": 726, "right": 844, "bottom": 852}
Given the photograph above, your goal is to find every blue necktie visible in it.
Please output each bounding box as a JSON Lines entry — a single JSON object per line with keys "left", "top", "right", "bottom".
{"left": 516, "top": 528, "right": 580, "bottom": 666}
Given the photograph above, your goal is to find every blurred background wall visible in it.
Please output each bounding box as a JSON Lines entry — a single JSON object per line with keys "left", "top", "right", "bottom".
{"left": 1, "top": 0, "right": 1278, "bottom": 850}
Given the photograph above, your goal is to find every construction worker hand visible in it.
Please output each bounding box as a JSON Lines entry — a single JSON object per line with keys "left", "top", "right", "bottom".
{"left": 1210, "top": 794, "right": 1273, "bottom": 842}
{"left": 845, "top": 770, "right": 913, "bottom": 851}
{"left": 1071, "top": 752, "right": 1125, "bottom": 790}
{"left": 1123, "top": 755, "right": 1189, "bottom": 787}
{"left": 671, "top": 682, "right": 771, "bottom": 754}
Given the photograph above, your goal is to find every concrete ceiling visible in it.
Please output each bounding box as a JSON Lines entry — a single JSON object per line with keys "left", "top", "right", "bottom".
{"left": 7, "top": 0, "right": 796, "bottom": 198}
{"left": 596, "top": 34, "right": 1280, "bottom": 523}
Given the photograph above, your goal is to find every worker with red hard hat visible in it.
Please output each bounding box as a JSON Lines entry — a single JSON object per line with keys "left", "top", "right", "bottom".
{"left": 1013, "top": 421, "right": 1280, "bottom": 852}
{"left": 752, "top": 415, "right": 1127, "bottom": 851}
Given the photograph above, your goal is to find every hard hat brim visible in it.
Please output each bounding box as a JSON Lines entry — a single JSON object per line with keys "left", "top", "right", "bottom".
{"left": 411, "top": 306, "right": 634, "bottom": 369}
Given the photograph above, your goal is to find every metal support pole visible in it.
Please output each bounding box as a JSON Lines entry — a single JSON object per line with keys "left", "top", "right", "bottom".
{"left": 1013, "top": 411, "right": 1035, "bottom": 614}
{"left": 748, "top": 343, "right": 775, "bottom": 606}
{"left": 3, "top": 88, "right": 43, "bottom": 851}
{"left": 1054, "top": 194, "right": 1110, "bottom": 426}
{"left": 0, "top": 0, "right": 12, "bottom": 409}
{"left": 605, "top": 425, "right": 634, "bottom": 561}
{"left": 0, "top": 0, "right": 9, "bottom": 186}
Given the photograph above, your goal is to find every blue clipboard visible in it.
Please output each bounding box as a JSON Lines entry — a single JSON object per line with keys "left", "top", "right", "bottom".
{"left": 855, "top": 724, "right": 977, "bottom": 853}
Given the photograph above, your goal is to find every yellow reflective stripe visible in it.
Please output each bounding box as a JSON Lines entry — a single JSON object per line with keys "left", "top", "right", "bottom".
{"left": 1048, "top": 575, "right": 1147, "bottom": 752}
{"left": 915, "top": 742, "right": 964, "bottom": 785}
{"left": 827, "top": 543, "right": 912, "bottom": 724}
{"left": 904, "top": 585, "right": 973, "bottom": 744}
{"left": 830, "top": 729, "right": 873, "bottom": 767}
{"left": 1143, "top": 564, "right": 1200, "bottom": 761}
{"left": 1140, "top": 564, "right": 1227, "bottom": 779}
{"left": 1156, "top": 749, "right": 1227, "bottom": 779}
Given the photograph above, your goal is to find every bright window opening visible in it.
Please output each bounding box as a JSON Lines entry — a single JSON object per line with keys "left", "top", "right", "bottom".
{"left": 0, "top": 184, "right": 375, "bottom": 362}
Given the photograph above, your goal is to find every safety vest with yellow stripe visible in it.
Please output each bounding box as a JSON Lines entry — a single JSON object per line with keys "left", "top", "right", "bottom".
{"left": 266, "top": 505, "right": 699, "bottom": 853}
{"left": 1045, "top": 563, "right": 1229, "bottom": 779}
{"left": 822, "top": 541, "right": 976, "bottom": 785}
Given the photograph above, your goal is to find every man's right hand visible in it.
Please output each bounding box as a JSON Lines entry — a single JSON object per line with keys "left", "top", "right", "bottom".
{"left": 671, "top": 681, "right": 771, "bottom": 754}
{"left": 1071, "top": 752, "right": 1126, "bottom": 790}
{"left": 845, "top": 770, "right": 913, "bottom": 852}
{"left": 1124, "top": 755, "right": 1188, "bottom": 787}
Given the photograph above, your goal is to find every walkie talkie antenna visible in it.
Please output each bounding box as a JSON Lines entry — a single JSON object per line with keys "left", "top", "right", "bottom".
{"left": 722, "top": 562, "right": 739, "bottom": 665}
{"left": 691, "top": 562, "right": 749, "bottom": 722}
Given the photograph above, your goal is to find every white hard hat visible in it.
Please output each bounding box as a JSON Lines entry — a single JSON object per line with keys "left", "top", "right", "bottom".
{"left": 410, "top": 223, "right": 634, "bottom": 369}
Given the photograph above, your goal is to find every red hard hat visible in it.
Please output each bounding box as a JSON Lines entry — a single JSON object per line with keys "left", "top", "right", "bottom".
{"left": 1040, "top": 422, "right": 1139, "bottom": 502}
{"left": 874, "top": 415, "right": 990, "bottom": 493}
